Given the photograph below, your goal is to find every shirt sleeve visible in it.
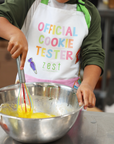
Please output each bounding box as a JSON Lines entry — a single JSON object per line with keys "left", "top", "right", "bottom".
{"left": 0, "top": 0, "right": 35, "bottom": 29}
{"left": 80, "top": 1, "right": 105, "bottom": 75}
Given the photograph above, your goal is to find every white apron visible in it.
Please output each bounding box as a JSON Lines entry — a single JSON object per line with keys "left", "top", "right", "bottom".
{"left": 20, "top": 0, "right": 89, "bottom": 88}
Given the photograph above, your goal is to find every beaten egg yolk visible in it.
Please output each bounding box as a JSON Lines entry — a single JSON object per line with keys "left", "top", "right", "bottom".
{"left": 17, "top": 104, "right": 55, "bottom": 118}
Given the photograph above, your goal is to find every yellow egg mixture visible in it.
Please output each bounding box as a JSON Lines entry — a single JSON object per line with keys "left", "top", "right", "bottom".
{"left": 17, "top": 104, "right": 55, "bottom": 118}
{"left": 0, "top": 104, "right": 55, "bottom": 119}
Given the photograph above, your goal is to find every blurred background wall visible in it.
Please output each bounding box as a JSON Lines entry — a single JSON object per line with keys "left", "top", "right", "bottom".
{"left": 0, "top": 39, "right": 17, "bottom": 87}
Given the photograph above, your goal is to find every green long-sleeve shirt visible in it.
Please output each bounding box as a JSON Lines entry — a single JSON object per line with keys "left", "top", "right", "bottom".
{"left": 0, "top": 0, "right": 105, "bottom": 74}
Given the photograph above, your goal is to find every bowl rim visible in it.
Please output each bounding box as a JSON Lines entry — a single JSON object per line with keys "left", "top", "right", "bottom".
{"left": 0, "top": 82, "right": 84, "bottom": 120}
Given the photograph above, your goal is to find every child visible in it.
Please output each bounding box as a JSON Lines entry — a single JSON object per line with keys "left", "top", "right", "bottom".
{"left": 0, "top": 0, "right": 105, "bottom": 109}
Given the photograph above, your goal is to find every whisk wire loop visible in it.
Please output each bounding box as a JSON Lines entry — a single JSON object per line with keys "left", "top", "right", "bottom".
{"left": 16, "top": 56, "right": 33, "bottom": 114}
{"left": 24, "top": 83, "right": 33, "bottom": 109}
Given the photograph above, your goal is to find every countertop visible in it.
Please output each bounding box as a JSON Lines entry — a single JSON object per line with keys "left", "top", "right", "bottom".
{"left": 0, "top": 111, "right": 114, "bottom": 144}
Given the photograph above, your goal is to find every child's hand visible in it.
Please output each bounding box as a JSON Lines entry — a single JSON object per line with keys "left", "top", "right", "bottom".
{"left": 7, "top": 30, "right": 28, "bottom": 70}
{"left": 76, "top": 83, "right": 96, "bottom": 109}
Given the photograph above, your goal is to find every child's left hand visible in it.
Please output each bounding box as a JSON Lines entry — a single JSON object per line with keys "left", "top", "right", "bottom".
{"left": 76, "top": 82, "right": 96, "bottom": 109}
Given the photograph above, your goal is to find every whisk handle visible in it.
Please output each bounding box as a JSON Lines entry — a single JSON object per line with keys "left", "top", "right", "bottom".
{"left": 16, "top": 56, "right": 25, "bottom": 83}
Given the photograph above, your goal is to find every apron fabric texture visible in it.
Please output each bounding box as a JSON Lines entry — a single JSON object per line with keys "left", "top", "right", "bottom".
{"left": 20, "top": 0, "right": 89, "bottom": 89}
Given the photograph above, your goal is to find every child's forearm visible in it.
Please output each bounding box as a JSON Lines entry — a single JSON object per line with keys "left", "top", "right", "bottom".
{"left": 81, "top": 65, "right": 101, "bottom": 91}
{"left": 0, "top": 17, "right": 21, "bottom": 40}
{"left": 0, "top": 17, "right": 28, "bottom": 69}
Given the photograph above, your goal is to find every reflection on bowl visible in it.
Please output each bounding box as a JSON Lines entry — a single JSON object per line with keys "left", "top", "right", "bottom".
{"left": 0, "top": 82, "right": 83, "bottom": 143}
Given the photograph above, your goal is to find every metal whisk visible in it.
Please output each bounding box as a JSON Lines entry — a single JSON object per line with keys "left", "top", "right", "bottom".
{"left": 16, "top": 56, "right": 33, "bottom": 114}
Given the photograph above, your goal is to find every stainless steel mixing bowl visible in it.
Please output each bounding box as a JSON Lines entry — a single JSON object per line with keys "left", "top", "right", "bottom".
{"left": 0, "top": 82, "right": 83, "bottom": 143}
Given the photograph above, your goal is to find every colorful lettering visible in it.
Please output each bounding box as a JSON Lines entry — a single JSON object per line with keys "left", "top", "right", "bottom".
{"left": 52, "top": 25, "right": 56, "bottom": 35}
{"left": 38, "top": 22, "right": 78, "bottom": 37}
{"left": 51, "top": 38, "right": 58, "bottom": 47}
{"left": 58, "top": 63, "right": 61, "bottom": 70}
{"left": 42, "top": 62, "right": 46, "bottom": 68}
{"left": 54, "top": 50, "right": 60, "bottom": 59}
{"left": 45, "top": 37, "right": 50, "bottom": 45}
{"left": 36, "top": 46, "right": 42, "bottom": 55}
{"left": 62, "top": 26, "right": 65, "bottom": 35}
{"left": 58, "top": 38, "right": 65, "bottom": 47}
{"left": 65, "top": 39, "right": 68, "bottom": 48}
{"left": 56, "top": 26, "right": 62, "bottom": 35}
{"left": 66, "top": 51, "right": 73, "bottom": 60}
{"left": 68, "top": 39, "right": 74, "bottom": 48}
{"left": 49, "top": 25, "right": 53, "bottom": 34}
{"left": 41, "top": 48, "right": 46, "bottom": 57}
{"left": 44, "top": 23, "right": 50, "bottom": 33}
{"left": 42, "top": 62, "right": 61, "bottom": 71}
{"left": 37, "top": 22, "right": 78, "bottom": 63}
{"left": 52, "top": 63, "right": 56, "bottom": 70}
{"left": 47, "top": 63, "right": 51, "bottom": 69}
{"left": 38, "top": 22, "right": 44, "bottom": 31}
{"left": 65, "top": 27, "right": 72, "bottom": 36}
{"left": 73, "top": 27, "right": 78, "bottom": 36}
{"left": 60, "top": 50, "right": 66, "bottom": 60}
{"left": 46, "top": 49, "right": 52, "bottom": 58}
{"left": 39, "top": 35, "right": 44, "bottom": 44}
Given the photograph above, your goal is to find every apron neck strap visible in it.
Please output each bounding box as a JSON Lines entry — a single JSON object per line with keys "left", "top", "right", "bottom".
{"left": 41, "top": 0, "right": 91, "bottom": 29}
{"left": 77, "top": 0, "right": 91, "bottom": 29}
{"left": 41, "top": 0, "right": 49, "bottom": 5}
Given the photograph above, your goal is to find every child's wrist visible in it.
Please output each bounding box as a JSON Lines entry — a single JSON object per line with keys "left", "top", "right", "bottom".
{"left": 81, "top": 81, "right": 94, "bottom": 91}
{"left": 8, "top": 27, "right": 22, "bottom": 40}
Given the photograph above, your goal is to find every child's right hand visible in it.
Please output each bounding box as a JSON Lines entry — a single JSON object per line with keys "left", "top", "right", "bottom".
{"left": 7, "top": 29, "right": 28, "bottom": 70}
